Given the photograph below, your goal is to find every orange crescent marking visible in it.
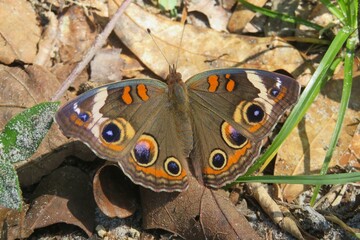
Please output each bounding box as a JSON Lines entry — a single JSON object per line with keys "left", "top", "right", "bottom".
{"left": 137, "top": 84, "right": 149, "bottom": 101}
{"left": 274, "top": 87, "right": 287, "bottom": 103}
{"left": 129, "top": 157, "right": 186, "bottom": 180}
{"left": 207, "top": 75, "right": 219, "bottom": 92}
{"left": 103, "top": 142, "right": 124, "bottom": 151}
{"left": 248, "top": 121, "right": 265, "bottom": 133}
{"left": 70, "top": 113, "right": 89, "bottom": 127}
{"left": 74, "top": 118, "right": 84, "bottom": 126}
{"left": 122, "top": 86, "right": 133, "bottom": 104}
{"left": 226, "top": 79, "right": 235, "bottom": 92}
{"left": 203, "top": 142, "right": 252, "bottom": 175}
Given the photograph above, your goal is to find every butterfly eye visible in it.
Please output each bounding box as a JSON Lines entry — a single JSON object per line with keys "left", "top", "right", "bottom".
{"left": 209, "top": 149, "right": 228, "bottom": 170}
{"left": 102, "top": 122, "right": 121, "bottom": 142}
{"left": 221, "top": 122, "right": 248, "bottom": 149}
{"left": 131, "top": 134, "right": 158, "bottom": 167}
{"left": 164, "top": 157, "right": 182, "bottom": 177}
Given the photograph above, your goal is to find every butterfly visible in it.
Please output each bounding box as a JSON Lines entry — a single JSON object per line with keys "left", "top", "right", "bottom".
{"left": 56, "top": 66, "right": 300, "bottom": 192}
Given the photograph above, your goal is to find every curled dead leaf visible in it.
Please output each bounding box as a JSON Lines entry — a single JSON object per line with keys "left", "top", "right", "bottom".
{"left": 93, "top": 164, "right": 139, "bottom": 218}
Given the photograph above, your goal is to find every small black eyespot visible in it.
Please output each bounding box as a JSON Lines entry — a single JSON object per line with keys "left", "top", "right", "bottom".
{"left": 133, "top": 142, "right": 151, "bottom": 164}
{"left": 78, "top": 112, "right": 90, "bottom": 122}
{"left": 102, "top": 123, "right": 121, "bottom": 142}
{"left": 213, "top": 153, "right": 225, "bottom": 168}
{"left": 246, "top": 104, "right": 264, "bottom": 123}
{"left": 167, "top": 160, "right": 180, "bottom": 175}
{"left": 270, "top": 88, "right": 280, "bottom": 97}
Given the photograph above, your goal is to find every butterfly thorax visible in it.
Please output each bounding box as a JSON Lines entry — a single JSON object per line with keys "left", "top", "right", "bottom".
{"left": 166, "top": 65, "right": 189, "bottom": 113}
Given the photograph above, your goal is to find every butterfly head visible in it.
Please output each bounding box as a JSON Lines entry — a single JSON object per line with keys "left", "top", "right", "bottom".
{"left": 166, "top": 64, "right": 182, "bottom": 85}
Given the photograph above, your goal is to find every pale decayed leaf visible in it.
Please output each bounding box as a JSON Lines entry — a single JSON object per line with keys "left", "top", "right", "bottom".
{"left": 0, "top": 161, "right": 21, "bottom": 210}
{"left": 0, "top": 102, "right": 59, "bottom": 163}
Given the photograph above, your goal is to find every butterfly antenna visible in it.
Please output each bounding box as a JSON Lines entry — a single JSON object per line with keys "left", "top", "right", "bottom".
{"left": 175, "top": 22, "right": 186, "bottom": 70}
{"left": 146, "top": 28, "right": 171, "bottom": 68}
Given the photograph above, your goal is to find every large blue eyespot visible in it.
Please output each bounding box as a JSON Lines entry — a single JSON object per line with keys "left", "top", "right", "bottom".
{"left": 133, "top": 142, "right": 151, "bottom": 165}
{"left": 131, "top": 134, "right": 158, "bottom": 167}
{"left": 221, "top": 122, "right": 248, "bottom": 149}
{"left": 229, "top": 126, "right": 247, "bottom": 146}
{"left": 102, "top": 123, "right": 121, "bottom": 142}
{"left": 246, "top": 104, "right": 264, "bottom": 123}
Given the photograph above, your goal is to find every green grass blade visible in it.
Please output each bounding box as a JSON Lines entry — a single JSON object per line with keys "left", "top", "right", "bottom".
{"left": 238, "top": 0, "right": 325, "bottom": 31}
{"left": 310, "top": 5, "right": 358, "bottom": 205}
{"left": 236, "top": 172, "right": 360, "bottom": 185}
{"left": 320, "top": 0, "right": 346, "bottom": 24}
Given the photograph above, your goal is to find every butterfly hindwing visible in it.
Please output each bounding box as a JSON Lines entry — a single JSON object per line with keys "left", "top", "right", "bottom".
{"left": 190, "top": 99, "right": 263, "bottom": 187}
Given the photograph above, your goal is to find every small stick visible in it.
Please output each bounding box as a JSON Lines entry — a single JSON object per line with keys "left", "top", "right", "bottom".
{"left": 51, "top": 0, "right": 132, "bottom": 101}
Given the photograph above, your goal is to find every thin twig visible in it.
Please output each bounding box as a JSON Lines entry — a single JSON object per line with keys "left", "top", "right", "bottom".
{"left": 51, "top": 0, "right": 132, "bottom": 101}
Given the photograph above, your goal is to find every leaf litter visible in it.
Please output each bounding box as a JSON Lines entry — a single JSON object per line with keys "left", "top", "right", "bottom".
{"left": 0, "top": 0, "right": 359, "bottom": 239}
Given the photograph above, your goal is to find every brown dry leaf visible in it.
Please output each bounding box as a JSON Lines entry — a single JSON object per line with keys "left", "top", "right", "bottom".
{"left": 0, "top": 0, "right": 41, "bottom": 64}
{"left": 57, "top": 6, "right": 97, "bottom": 63}
{"left": 275, "top": 76, "right": 360, "bottom": 202}
{"left": 0, "top": 64, "right": 59, "bottom": 125}
{"left": 90, "top": 48, "right": 125, "bottom": 83}
{"left": 17, "top": 140, "right": 97, "bottom": 187}
{"left": 24, "top": 166, "right": 95, "bottom": 237}
{"left": 0, "top": 205, "right": 33, "bottom": 239}
{"left": 141, "top": 176, "right": 260, "bottom": 239}
{"left": 119, "top": 53, "right": 145, "bottom": 78}
{"left": 187, "top": 0, "right": 231, "bottom": 32}
{"left": 227, "top": 0, "right": 267, "bottom": 33}
{"left": 109, "top": 1, "right": 304, "bottom": 81}
{"left": 34, "top": 11, "right": 59, "bottom": 67}
{"left": 338, "top": 122, "right": 360, "bottom": 169}
{"left": 93, "top": 164, "right": 139, "bottom": 218}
